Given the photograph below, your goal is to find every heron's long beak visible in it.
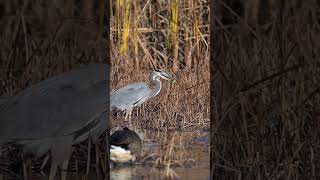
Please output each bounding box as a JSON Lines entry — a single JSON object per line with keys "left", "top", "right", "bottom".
{"left": 159, "top": 71, "right": 177, "bottom": 83}
{"left": 162, "top": 75, "right": 171, "bottom": 81}
{"left": 159, "top": 72, "right": 172, "bottom": 80}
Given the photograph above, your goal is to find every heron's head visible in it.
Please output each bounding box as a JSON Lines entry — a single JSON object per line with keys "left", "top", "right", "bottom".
{"left": 150, "top": 69, "right": 174, "bottom": 81}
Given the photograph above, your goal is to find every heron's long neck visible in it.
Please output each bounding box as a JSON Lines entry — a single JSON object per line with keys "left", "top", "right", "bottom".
{"left": 150, "top": 78, "right": 161, "bottom": 97}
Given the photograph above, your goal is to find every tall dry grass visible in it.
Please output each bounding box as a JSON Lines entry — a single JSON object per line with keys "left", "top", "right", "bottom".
{"left": 0, "top": 1, "right": 109, "bottom": 179}
{"left": 111, "top": 0, "right": 209, "bottom": 71}
{"left": 111, "top": 0, "right": 210, "bottom": 130}
{"left": 212, "top": 0, "right": 320, "bottom": 179}
{"left": 111, "top": 1, "right": 210, "bottom": 177}
{"left": 0, "top": 0, "right": 106, "bottom": 96}
{"left": 111, "top": 64, "right": 210, "bottom": 130}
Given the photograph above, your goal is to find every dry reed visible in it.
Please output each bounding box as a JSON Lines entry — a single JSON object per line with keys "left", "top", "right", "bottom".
{"left": 0, "top": 1, "right": 108, "bottom": 179}
{"left": 212, "top": 0, "right": 320, "bottom": 179}
{"left": 111, "top": 1, "right": 210, "bottom": 178}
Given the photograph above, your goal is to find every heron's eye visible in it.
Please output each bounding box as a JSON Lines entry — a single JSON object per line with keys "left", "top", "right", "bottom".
{"left": 155, "top": 69, "right": 162, "bottom": 73}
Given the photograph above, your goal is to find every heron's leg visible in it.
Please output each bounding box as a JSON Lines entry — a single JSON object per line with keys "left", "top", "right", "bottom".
{"left": 49, "top": 145, "right": 60, "bottom": 180}
{"left": 40, "top": 154, "right": 50, "bottom": 174}
{"left": 124, "top": 110, "right": 129, "bottom": 122}
{"left": 61, "top": 146, "right": 73, "bottom": 180}
{"left": 128, "top": 109, "right": 133, "bottom": 126}
{"left": 122, "top": 110, "right": 126, "bottom": 117}
{"left": 23, "top": 161, "right": 27, "bottom": 180}
{"left": 23, "top": 159, "right": 30, "bottom": 180}
{"left": 22, "top": 154, "right": 31, "bottom": 180}
{"left": 49, "top": 144, "right": 72, "bottom": 180}
{"left": 48, "top": 158, "right": 58, "bottom": 180}
{"left": 86, "top": 137, "right": 92, "bottom": 176}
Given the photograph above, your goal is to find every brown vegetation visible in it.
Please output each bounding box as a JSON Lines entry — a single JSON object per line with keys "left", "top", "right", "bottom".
{"left": 0, "top": 1, "right": 109, "bottom": 179}
{"left": 111, "top": 0, "right": 210, "bottom": 178}
{"left": 111, "top": 0, "right": 209, "bottom": 71}
{"left": 111, "top": 0, "right": 210, "bottom": 130}
{"left": 0, "top": 0, "right": 107, "bottom": 96}
{"left": 212, "top": 0, "right": 320, "bottom": 179}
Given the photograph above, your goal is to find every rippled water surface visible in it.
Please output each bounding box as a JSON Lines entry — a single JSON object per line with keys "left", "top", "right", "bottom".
{"left": 111, "top": 130, "right": 209, "bottom": 180}
{"left": 1, "top": 130, "right": 209, "bottom": 180}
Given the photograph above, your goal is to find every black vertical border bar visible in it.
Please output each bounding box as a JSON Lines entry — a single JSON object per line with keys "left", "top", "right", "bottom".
{"left": 105, "top": 0, "right": 111, "bottom": 179}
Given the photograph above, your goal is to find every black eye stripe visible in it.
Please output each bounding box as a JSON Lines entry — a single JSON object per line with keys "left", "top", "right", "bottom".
{"left": 155, "top": 69, "right": 161, "bottom": 72}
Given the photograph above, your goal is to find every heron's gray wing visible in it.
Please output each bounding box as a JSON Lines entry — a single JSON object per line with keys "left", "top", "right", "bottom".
{"left": 110, "top": 82, "right": 152, "bottom": 109}
{"left": 0, "top": 64, "right": 109, "bottom": 143}
{"left": 0, "top": 96, "right": 10, "bottom": 106}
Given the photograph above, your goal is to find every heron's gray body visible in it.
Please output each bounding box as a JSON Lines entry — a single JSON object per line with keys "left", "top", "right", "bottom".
{"left": 0, "top": 64, "right": 109, "bottom": 179}
{"left": 110, "top": 70, "right": 172, "bottom": 124}
{"left": 0, "top": 97, "right": 9, "bottom": 105}
{"left": 111, "top": 82, "right": 159, "bottom": 111}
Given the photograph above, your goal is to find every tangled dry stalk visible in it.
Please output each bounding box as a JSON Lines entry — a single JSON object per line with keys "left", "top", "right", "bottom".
{"left": 211, "top": 0, "right": 320, "bottom": 179}
{"left": 111, "top": 65, "right": 210, "bottom": 130}
{"left": 0, "top": 1, "right": 108, "bottom": 179}
{"left": 111, "top": 1, "right": 210, "bottom": 178}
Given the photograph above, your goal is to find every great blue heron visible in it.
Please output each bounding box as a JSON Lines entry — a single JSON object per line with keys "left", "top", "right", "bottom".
{"left": 0, "top": 64, "right": 109, "bottom": 180}
{"left": 110, "top": 127, "right": 142, "bottom": 164}
{"left": 110, "top": 69, "right": 174, "bottom": 124}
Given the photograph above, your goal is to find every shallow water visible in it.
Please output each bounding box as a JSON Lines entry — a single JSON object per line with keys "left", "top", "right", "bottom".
{"left": 111, "top": 130, "right": 209, "bottom": 180}
{"left": 111, "top": 165, "right": 209, "bottom": 180}
{"left": 1, "top": 130, "right": 209, "bottom": 180}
